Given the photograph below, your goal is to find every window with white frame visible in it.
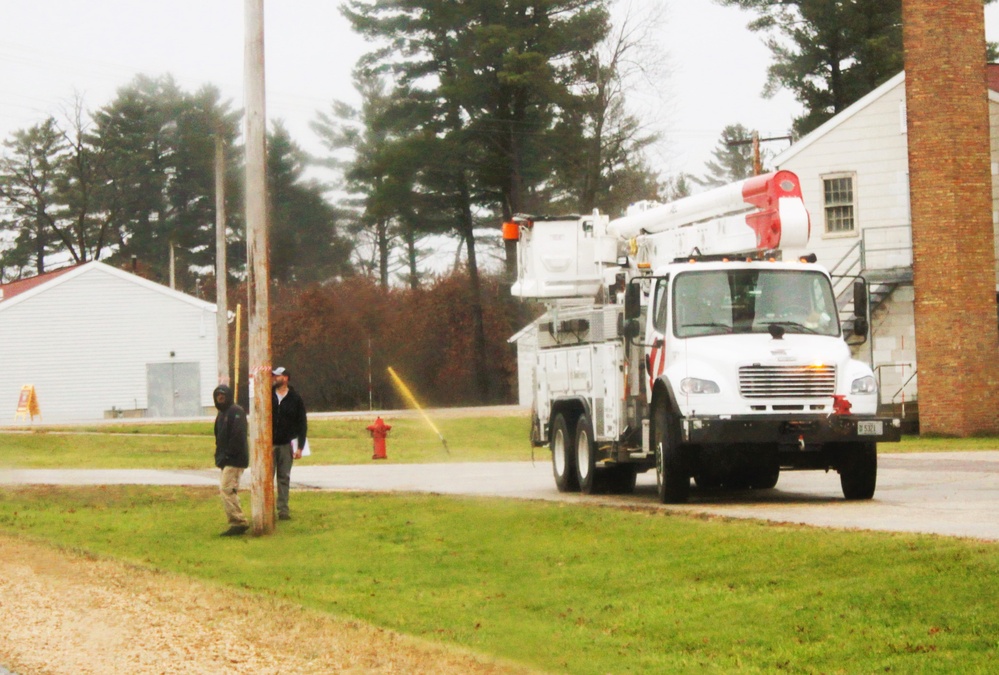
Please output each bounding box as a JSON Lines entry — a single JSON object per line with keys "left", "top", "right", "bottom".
{"left": 822, "top": 173, "right": 856, "bottom": 235}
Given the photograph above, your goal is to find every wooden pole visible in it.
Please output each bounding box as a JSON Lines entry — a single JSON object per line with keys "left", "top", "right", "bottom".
{"left": 234, "top": 304, "right": 242, "bottom": 404}
{"left": 751, "top": 130, "right": 762, "bottom": 176}
{"left": 215, "top": 135, "right": 230, "bottom": 386}
{"left": 169, "top": 241, "right": 176, "bottom": 289}
{"left": 244, "top": 0, "right": 274, "bottom": 535}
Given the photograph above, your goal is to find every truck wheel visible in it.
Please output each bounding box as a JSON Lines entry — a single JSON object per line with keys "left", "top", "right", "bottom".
{"left": 551, "top": 413, "right": 579, "bottom": 492}
{"left": 575, "top": 413, "right": 604, "bottom": 494}
{"left": 653, "top": 402, "right": 689, "bottom": 503}
{"left": 839, "top": 442, "right": 877, "bottom": 500}
{"left": 751, "top": 467, "right": 780, "bottom": 490}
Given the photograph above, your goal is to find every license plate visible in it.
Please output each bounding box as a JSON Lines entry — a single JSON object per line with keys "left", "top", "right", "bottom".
{"left": 857, "top": 421, "right": 883, "bottom": 436}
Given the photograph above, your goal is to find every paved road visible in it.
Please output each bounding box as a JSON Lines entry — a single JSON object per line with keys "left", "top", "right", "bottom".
{"left": 3, "top": 451, "right": 999, "bottom": 541}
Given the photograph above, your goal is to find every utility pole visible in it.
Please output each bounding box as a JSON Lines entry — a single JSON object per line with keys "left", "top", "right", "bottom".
{"left": 751, "top": 131, "right": 761, "bottom": 177}
{"left": 169, "top": 241, "right": 176, "bottom": 289}
{"left": 215, "top": 135, "right": 229, "bottom": 386}
{"left": 244, "top": 0, "right": 274, "bottom": 535}
{"left": 728, "top": 132, "right": 793, "bottom": 176}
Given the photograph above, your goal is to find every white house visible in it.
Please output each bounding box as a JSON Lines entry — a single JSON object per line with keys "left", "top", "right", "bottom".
{"left": 0, "top": 261, "right": 218, "bottom": 422}
{"left": 773, "top": 69, "right": 999, "bottom": 414}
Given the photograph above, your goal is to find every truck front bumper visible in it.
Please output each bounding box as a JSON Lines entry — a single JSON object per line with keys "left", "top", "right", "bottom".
{"left": 681, "top": 414, "right": 902, "bottom": 446}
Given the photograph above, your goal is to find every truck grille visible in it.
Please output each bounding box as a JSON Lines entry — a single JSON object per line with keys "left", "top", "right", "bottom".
{"left": 739, "top": 365, "right": 836, "bottom": 398}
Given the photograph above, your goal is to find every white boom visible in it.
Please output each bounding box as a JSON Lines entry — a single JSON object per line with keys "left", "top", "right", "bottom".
{"left": 506, "top": 170, "right": 811, "bottom": 299}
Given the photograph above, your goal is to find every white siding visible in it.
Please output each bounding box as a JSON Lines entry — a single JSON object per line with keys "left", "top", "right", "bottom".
{"left": 778, "top": 78, "right": 911, "bottom": 270}
{"left": 0, "top": 263, "right": 217, "bottom": 422}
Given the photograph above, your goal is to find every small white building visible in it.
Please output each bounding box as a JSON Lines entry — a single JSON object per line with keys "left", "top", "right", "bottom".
{"left": 0, "top": 261, "right": 218, "bottom": 422}
{"left": 773, "top": 69, "right": 999, "bottom": 414}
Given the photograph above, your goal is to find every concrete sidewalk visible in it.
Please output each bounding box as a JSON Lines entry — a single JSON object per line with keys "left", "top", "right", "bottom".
{"left": 4, "top": 452, "right": 999, "bottom": 541}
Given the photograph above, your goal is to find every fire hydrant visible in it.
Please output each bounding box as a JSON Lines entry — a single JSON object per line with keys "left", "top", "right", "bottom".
{"left": 367, "top": 416, "right": 391, "bottom": 460}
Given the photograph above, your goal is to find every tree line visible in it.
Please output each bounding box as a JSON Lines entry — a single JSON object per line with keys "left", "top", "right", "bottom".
{"left": 3, "top": 0, "right": 971, "bottom": 406}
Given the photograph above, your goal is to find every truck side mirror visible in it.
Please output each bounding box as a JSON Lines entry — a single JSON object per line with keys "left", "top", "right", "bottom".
{"left": 624, "top": 282, "right": 641, "bottom": 320}
{"left": 852, "top": 316, "right": 869, "bottom": 339}
{"left": 618, "top": 315, "right": 641, "bottom": 339}
{"left": 851, "top": 279, "right": 869, "bottom": 340}
{"left": 853, "top": 279, "right": 868, "bottom": 318}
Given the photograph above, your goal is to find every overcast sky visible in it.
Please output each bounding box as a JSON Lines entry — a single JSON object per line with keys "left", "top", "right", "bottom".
{"left": 3, "top": 1, "right": 999, "bottom": 183}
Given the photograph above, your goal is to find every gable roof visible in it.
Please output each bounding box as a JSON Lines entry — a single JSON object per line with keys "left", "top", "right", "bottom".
{"left": 0, "top": 264, "right": 81, "bottom": 302}
{"left": 773, "top": 72, "right": 906, "bottom": 166}
{"left": 0, "top": 260, "right": 216, "bottom": 314}
{"left": 775, "top": 67, "right": 999, "bottom": 167}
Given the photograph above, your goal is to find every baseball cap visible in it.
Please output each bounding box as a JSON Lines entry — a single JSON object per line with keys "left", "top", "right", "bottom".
{"left": 272, "top": 366, "right": 289, "bottom": 377}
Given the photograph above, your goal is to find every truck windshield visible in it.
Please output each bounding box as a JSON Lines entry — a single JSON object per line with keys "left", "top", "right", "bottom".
{"left": 672, "top": 269, "right": 840, "bottom": 338}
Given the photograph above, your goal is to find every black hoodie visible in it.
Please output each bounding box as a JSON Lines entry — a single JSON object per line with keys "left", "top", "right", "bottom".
{"left": 213, "top": 385, "right": 249, "bottom": 469}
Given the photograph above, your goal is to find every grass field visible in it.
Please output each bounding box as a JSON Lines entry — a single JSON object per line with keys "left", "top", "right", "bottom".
{"left": 2, "top": 413, "right": 998, "bottom": 672}
{"left": 2, "top": 412, "right": 997, "bottom": 470}
{"left": 1, "top": 485, "right": 997, "bottom": 674}
{"left": 0, "top": 415, "right": 536, "bottom": 468}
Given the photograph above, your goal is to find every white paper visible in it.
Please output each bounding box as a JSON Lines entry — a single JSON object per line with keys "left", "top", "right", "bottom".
{"left": 291, "top": 438, "right": 311, "bottom": 457}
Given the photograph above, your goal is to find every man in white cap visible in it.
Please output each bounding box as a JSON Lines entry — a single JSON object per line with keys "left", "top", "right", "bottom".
{"left": 271, "top": 366, "right": 307, "bottom": 520}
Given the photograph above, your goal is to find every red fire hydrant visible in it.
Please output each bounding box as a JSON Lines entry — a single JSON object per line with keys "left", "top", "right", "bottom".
{"left": 367, "top": 416, "right": 392, "bottom": 460}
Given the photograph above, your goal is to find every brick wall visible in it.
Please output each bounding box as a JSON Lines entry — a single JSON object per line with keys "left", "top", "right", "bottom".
{"left": 903, "top": 0, "right": 999, "bottom": 434}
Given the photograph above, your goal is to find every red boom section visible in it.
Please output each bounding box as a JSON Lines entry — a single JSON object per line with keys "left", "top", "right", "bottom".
{"left": 742, "top": 170, "right": 808, "bottom": 250}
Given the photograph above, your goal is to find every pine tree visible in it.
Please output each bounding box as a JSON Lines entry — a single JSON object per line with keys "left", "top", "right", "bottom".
{"left": 342, "top": 0, "right": 613, "bottom": 401}
{"left": 692, "top": 124, "right": 757, "bottom": 188}
{"left": 268, "top": 123, "right": 353, "bottom": 285}
{"left": 718, "top": 0, "right": 905, "bottom": 134}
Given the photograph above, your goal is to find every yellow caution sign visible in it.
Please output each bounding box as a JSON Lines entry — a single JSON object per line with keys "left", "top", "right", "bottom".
{"left": 14, "top": 385, "right": 41, "bottom": 423}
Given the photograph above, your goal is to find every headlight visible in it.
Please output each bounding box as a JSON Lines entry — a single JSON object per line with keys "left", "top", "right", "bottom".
{"left": 680, "top": 377, "right": 720, "bottom": 394}
{"left": 851, "top": 375, "right": 877, "bottom": 395}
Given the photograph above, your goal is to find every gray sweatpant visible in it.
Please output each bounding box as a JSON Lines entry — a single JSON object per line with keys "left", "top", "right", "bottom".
{"left": 273, "top": 443, "right": 293, "bottom": 517}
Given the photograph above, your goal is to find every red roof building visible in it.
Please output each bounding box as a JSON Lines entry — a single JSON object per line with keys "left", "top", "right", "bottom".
{"left": 0, "top": 265, "right": 80, "bottom": 302}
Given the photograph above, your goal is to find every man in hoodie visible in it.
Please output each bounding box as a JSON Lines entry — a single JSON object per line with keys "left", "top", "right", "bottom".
{"left": 271, "top": 366, "right": 307, "bottom": 521}
{"left": 213, "top": 384, "right": 249, "bottom": 536}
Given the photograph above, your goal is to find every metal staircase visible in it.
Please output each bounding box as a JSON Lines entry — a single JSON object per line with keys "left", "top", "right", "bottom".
{"left": 827, "top": 225, "right": 913, "bottom": 338}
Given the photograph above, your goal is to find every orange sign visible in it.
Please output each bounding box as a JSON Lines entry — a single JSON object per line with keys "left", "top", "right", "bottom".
{"left": 15, "top": 385, "right": 41, "bottom": 422}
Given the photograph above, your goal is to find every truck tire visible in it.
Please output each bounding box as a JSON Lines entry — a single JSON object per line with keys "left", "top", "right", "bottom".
{"left": 839, "top": 442, "right": 877, "bottom": 500}
{"left": 551, "top": 413, "right": 580, "bottom": 492}
{"left": 575, "top": 413, "right": 605, "bottom": 494}
{"left": 751, "top": 466, "right": 780, "bottom": 490}
{"left": 653, "top": 401, "right": 689, "bottom": 503}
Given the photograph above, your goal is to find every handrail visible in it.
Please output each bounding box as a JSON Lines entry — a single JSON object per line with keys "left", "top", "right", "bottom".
{"left": 873, "top": 363, "right": 915, "bottom": 415}
{"left": 860, "top": 224, "right": 912, "bottom": 271}
{"left": 828, "top": 238, "right": 863, "bottom": 278}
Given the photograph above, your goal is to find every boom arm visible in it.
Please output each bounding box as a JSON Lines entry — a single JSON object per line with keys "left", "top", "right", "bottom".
{"left": 608, "top": 171, "right": 810, "bottom": 253}
{"left": 505, "top": 171, "right": 812, "bottom": 299}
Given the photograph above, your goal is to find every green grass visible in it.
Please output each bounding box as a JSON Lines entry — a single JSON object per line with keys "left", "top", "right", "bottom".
{"left": 891, "top": 435, "right": 999, "bottom": 452}
{"left": 2, "top": 412, "right": 998, "bottom": 471}
{"left": 0, "top": 415, "right": 536, "bottom": 468}
{"left": 1, "top": 485, "right": 997, "bottom": 674}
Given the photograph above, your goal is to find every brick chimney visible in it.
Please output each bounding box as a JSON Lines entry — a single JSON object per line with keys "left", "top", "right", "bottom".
{"left": 903, "top": 0, "right": 999, "bottom": 435}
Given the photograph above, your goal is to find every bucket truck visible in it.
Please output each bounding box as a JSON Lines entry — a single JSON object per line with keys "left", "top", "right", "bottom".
{"left": 505, "top": 171, "right": 900, "bottom": 503}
